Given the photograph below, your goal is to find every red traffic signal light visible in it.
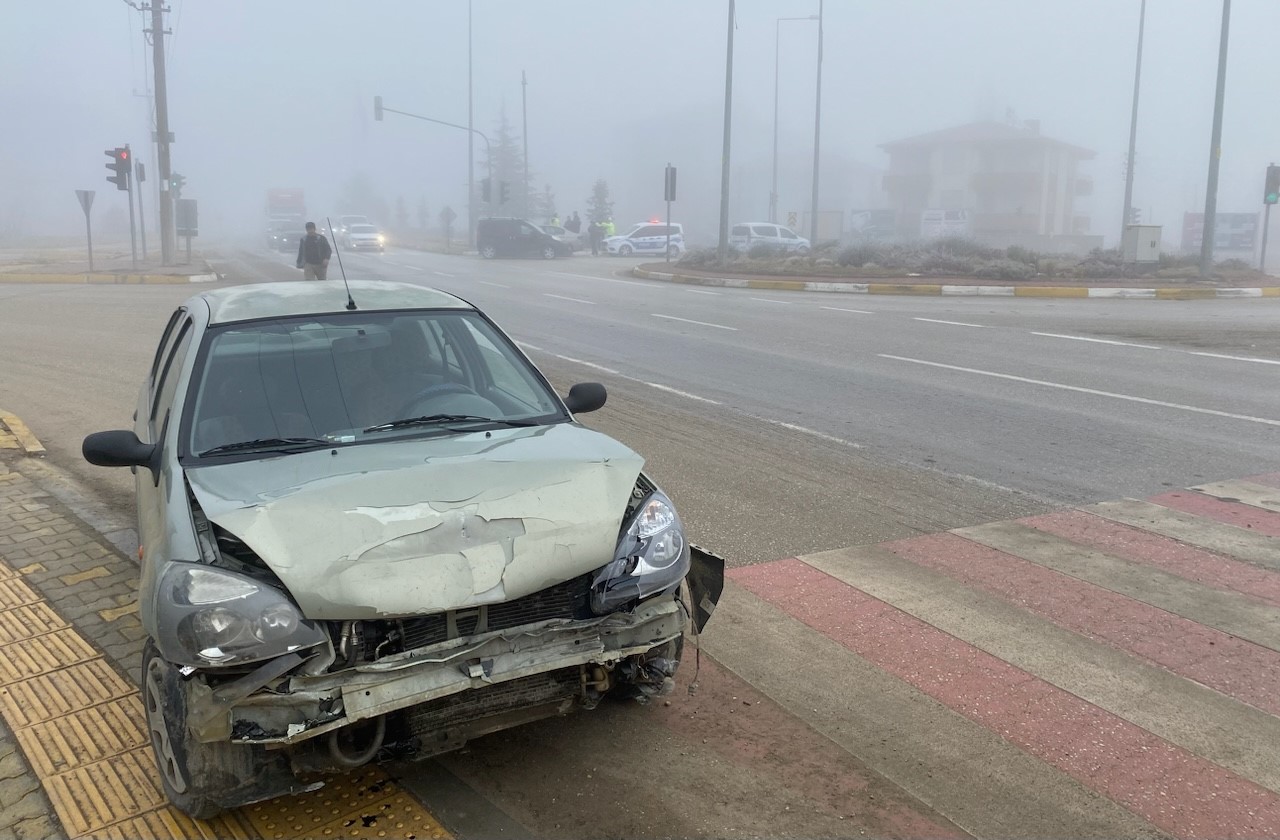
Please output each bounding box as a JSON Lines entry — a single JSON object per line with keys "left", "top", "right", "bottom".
{"left": 104, "top": 147, "right": 130, "bottom": 191}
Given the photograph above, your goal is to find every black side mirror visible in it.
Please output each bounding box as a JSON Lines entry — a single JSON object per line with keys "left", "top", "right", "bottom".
{"left": 563, "top": 382, "right": 607, "bottom": 414}
{"left": 83, "top": 430, "right": 160, "bottom": 479}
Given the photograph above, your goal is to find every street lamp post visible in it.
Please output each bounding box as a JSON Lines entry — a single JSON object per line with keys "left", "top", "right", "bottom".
{"left": 717, "top": 0, "right": 735, "bottom": 262}
{"left": 771, "top": 15, "right": 819, "bottom": 225}
{"left": 1121, "top": 0, "right": 1146, "bottom": 246}
{"left": 808, "top": 0, "right": 825, "bottom": 243}
{"left": 374, "top": 97, "right": 494, "bottom": 222}
{"left": 1200, "top": 0, "right": 1232, "bottom": 277}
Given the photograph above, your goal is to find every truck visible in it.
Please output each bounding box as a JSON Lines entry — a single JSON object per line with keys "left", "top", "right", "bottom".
{"left": 265, "top": 189, "right": 306, "bottom": 251}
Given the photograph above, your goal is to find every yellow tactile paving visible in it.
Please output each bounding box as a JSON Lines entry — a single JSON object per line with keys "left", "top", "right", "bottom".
{"left": 43, "top": 747, "right": 168, "bottom": 837}
{"left": 244, "top": 767, "right": 397, "bottom": 839}
{"left": 15, "top": 695, "right": 148, "bottom": 777}
{"left": 0, "top": 601, "right": 66, "bottom": 644}
{"left": 0, "top": 558, "right": 17, "bottom": 579}
{"left": 0, "top": 626, "right": 98, "bottom": 684}
{"left": 305, "top": 790, "right": 452, "bottom": 840}
{"left": 81, "top": 807, "right": 256, "bottom": 840}
{"left": 0, "top": 657, "right": 134, "bottom": 728}
{"left": 0, "top": 575, "right": 41, "bottom": 607}
{"left": 60, "top": 565, "right": 110, "bottom": 586}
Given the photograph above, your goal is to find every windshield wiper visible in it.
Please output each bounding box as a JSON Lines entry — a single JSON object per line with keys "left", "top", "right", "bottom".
{"left": 363, "top": 414, "right": 540, "bottom": 434}
{"left": 198, "top": 437, "right": 334, "bottom": 457}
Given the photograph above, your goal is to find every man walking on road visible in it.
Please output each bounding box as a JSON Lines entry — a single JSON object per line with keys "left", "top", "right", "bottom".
{"left": 296, "top": 222, "right": 332, "bottom": 281}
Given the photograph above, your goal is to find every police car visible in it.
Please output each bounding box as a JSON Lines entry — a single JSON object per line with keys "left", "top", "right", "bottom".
{"left": 605, "top": 222, "right": 684, "bottom": 257}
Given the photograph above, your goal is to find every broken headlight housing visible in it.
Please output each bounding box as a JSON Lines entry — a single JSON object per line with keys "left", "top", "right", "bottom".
{"left": 591, "top": 490, "right": 690, "bottom": 614}
{"left": 154, "top": 562, "right": 327, "bottom": 668}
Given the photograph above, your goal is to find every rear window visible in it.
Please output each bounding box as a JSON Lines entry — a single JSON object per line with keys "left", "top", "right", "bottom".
{"left": 751, "top": 225, "right": 777, "bottom": 237}
{"left": 731, "top": 225, "right": 749, "bottom": 236}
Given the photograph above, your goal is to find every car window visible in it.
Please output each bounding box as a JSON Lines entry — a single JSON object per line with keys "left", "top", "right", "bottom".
{"left": 731, "top": 225, "right": 749, "bottom": 237}
{"left": 184, "top": 311, "right": 564, "bottom": 457}
{"left": 633, "top": 226, "right": 660, "bottom": 238}
{"left": 149, "top": 308, "right": 184, "bottom": 385}
{"left": 152, "top": 318, "right": 193, "bottom": 427}
{"left": 780, "top": 228, "right": 798, "bottom": 239}
{"left": 751, "top": 225, "right": 777, "bottom": 237}
{"left": 545, "top": 226, "right": 564, "bottom": 235}
{"left": 349, "top": 225, "right": 376, "bottom": 233}
{"left": 520, "top": 223, "right": 537, "bottom": 235}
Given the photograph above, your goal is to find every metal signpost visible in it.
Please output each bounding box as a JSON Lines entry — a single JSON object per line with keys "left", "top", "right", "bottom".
{"left": 1262, "top": 163, "right": 1279, "bottom": 272}
{"left": 75, "top": 190, "right": 95, "bottom": 272}
{"left": 135, "top": 161, "right": 148, "bottom": 260}
{"left": 664, "top": 164, "right": 677, "bottom": 262}
{"left": 176, "top": 198, "right": 198, "bottom": 264}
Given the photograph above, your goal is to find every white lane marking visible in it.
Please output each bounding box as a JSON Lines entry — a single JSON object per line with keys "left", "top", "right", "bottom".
{"left": 651, "top": 314, "right": 738, "bottom": 331}
{"left": 750, "top": 416, "right": 862, "bottom": 448}
{"left": 1189, "top": 351, "right": 1280, "bottom": 366}
{"left": 391, "top": 262, "right": 420, "bottom": 269}
{"left": 750, "top": 297, "right": 792, "bottom": 305}
{"left": 478, "top": 280, "right": 511, "bottom": 289}
{"left": 879, "top": 354, "right": 1280, "bottom": 428}
{"left": 552, "top": 354, "right": 619, "bottom": 375}
{"left": 686, "top": 289, "right": 722, "bottom": 296}
{"left": 516, "top": 342, "right": 542, "bottom": 352}
{"left": 550, "top": 271, "right": 654, "bottom": 287}
{"left": 433, "top": 270, "right": 456, "bottom": 278}
{"left": 544, "top": 293, "right": 595, "bottom": 305}
{"left": 1031, "top": 332, "right": 1161, "bottom": 350}
{"left": 914, "top": 317, "right": 988, "bottom": 328}
{"left": 643, "top": 382, "right": 722, "bottom": 405}
{"left": 821, "top": 306, "right": 874, "bottom": 314}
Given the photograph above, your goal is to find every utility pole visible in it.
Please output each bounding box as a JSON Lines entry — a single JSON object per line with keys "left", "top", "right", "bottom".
{"left": 522, "top": 70, "right": 530, "bottom": 220}
{"left": 467, "top": 0, "right": 475, "bottom": 249}
{"left": 136, "top": 161, "right": 148, "bottom": 260}
{"left": 1200, "top": 0, "right": 1231, "bottom": 277}
{"left": 771, "top": 16, "right": 818, "bottom": 224}
{"left": 717, "top": 0, "right": 735, "bottom": 262}
{"left": 147, "top": 2, "right": 175, "bottom": 265}
{"left": 808, "top": 0, "right": 825, "bottom": 243}
{"left": 1121, "top": 0, "right": 1146, "bottom": 246}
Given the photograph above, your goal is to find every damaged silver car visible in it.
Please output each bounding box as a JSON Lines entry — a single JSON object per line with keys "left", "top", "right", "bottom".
{"left": 83, "top": 280, "right": 723, "bottom": 818}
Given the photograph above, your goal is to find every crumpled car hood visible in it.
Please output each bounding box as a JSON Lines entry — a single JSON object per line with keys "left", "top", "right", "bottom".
{"left": 186, "top": 424, "right": 644, "bottom": 619}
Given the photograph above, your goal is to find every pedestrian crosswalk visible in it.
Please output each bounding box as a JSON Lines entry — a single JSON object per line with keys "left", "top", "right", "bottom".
{"left": 701, "top": 475, "right": 1280, "bottom": 839}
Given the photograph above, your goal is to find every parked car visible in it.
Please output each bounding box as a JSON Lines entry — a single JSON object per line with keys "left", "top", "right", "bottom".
{"left": 82, "top": 280, "right": 723, "bottom": 818}
{"left": 605, "top": 223, "right": 684, "bottom": 257}
{"left": 265, "top": 220, "right": 299, "bottom": 252}
{"left": 343, "top": 223, "right": 385, "bottom": 252}
{"left": 729, "top": 223, "right": 811, "bottom": 255}
{"left": 477, "top": 217, "right": 572, "bottom": 259}
{"left": 542, "top": 223, "right": 584, "bottom": 252}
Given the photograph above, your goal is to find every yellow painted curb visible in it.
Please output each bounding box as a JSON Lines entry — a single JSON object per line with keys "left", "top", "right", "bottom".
{"left": 1262, "top": 287, "right": 1280, "bottom": 297}
{"left": 0, "top": 410, "right": 46, "bottom": 455}
{"left": 1013, "top": 286, "right": 1089, "bottom": 298}
{"left": 1156, "top": 288, "right": 1217, "bottom": 300}
{"left": 868, "top": 283, "right": 943, "bottom": 295}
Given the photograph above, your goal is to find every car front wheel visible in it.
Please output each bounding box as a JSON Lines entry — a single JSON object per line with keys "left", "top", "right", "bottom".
{"left": 142, "top": 640, "right": 269, "bottom": 819}
{"left": 619, "top": 244, "right": 633, "bottom": 256}
{"left": 542, "top": 245, "right": 557, "bottom": 260}
{"left": 480, "top": 245, "right": 498, "bottom": 259}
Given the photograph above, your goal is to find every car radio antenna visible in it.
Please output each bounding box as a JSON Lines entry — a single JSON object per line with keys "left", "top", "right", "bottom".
{"left": 326, "top": 217, "right": 357, "bottom": 310}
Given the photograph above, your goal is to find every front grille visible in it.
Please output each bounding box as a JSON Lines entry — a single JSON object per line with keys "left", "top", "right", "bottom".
{"left": 403, "top": 668, "right": 580, "bottom": 738}
{"left": 394, "top": 573, "right": 592, "bottom": 653}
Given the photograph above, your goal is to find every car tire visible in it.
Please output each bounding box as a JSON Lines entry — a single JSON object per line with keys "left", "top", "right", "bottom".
{"left": 797, "top": 245, "right": 811, "bottom": 255}
{"left": 480, "top": 245, "right": 498, "bottom": 259}
{"left": 667, "top": 244, "right": 681, "bottom": 258}
{"left": 142, "top": 640, "right": 263, "bottom": 819}
{"left": 619, "top": 244, "right": 633, "bottom": 256}
{"left": 542, "top": 245, "right": 557, "bottom": 260}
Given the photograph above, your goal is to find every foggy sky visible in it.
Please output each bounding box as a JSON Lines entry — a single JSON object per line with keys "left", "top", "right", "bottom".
{"left": 6, "top": 0, "right": 1280, "bottom": 247}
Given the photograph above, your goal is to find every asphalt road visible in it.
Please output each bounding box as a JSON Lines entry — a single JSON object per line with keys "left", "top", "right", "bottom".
{"left": 2, "top": 244, "right": 1279, "bottom": 837}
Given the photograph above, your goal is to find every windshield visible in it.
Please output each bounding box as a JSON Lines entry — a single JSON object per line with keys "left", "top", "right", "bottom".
{"left": 183, "top": 310, "right": 565, "bottom": 459}
{"left": 349, "top": 225, "right": 377, "bottom": 234}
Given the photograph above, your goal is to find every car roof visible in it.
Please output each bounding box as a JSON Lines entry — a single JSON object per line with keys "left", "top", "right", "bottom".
{"left": 195, "top": 280, "right": 472, "bottom": 325}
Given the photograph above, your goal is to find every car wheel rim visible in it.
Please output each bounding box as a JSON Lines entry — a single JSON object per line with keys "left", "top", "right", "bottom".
{"left": 145, "top": 657, "right": 188, "bottom": 794}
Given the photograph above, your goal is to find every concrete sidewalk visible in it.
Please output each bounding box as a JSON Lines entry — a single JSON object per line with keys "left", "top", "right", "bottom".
{"left": 634, "top": 263, "right": 1280, "bottom": 300}
{"left": 0, "top": 247, "right": 219, "bottom": 285}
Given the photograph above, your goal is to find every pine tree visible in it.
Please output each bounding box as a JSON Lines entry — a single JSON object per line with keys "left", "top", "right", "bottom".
{"left": 395, "top": 196, "right": 409, "bottom": 231}
{"left": 533, "top": 184, "right": 557, "bottom": 223}
{"left": 586, "top": 179, "right": 613, "bottom": 223}
{"left": 416, "top": 195, "right": 429, "bottom": 231}
{"left": 482, "top": 107, "right": 524, "bottom": 213}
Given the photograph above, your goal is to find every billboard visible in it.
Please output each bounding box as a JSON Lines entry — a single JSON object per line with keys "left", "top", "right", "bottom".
{"left": 1181, "top": 212, "right": 1258, "bottom": 254}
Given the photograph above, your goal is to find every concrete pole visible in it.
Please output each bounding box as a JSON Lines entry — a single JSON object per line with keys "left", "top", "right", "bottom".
{"left": 150, "top": 1, "right": 174, "bottom": 265}
{"left": 717, "top": 0, "right": 735, "bottom": 262}
{"left": 1121, "top": 0, "right": 1146, "bottom": 247}
{"left": 522, "top": 71, "right": 530, "bottom": 220}
{"left": 808, "top": 0, "right": 824, "bottom": 243}
{"left": 467, "top": 0, "right": 475, "bottom": 249}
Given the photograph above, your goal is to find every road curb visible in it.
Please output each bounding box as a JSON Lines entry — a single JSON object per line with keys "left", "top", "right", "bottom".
{"left": 630, "top": 267, "right": 1280, "bottom": 300}
{"left": 0, "top": 272, "right": 218, "bottom": 285}
{"left": 0, "top": 410, "right": 45, "bottom": 456}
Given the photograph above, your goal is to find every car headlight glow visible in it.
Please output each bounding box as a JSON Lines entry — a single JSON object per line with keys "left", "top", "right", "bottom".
{"left": 157, "top": 562, "right": 326, "bottom": 667}
{"left": 591, "top": 490, "right": 690, "bottom": 614}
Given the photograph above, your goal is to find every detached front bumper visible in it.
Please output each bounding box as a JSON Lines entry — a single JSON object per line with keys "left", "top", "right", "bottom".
{"left": 209, "top": 597, "right": 684, "bottom": 746}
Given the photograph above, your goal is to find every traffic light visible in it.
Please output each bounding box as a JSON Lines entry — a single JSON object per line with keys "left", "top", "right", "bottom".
{"left": 1127, "top": 206, "right": 1141, "bottom": 225}
{"left": 1265, "top": 164, "right": 1280, "bottom": 205}
{"left": 481, "top": 177, "right": 492, "bottom": 202}
{"left": 104, "top": 147, "right": 130, "bottom": 191}
{"left": 499, "top": 181, "right": 509, "bottom": 204}
{"left": 170, "top": 173, "right": 186, "bottom": 199}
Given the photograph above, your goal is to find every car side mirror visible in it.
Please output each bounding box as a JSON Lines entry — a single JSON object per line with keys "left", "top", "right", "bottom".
{"left": 83, "top": 430, "right": 160, "bottom": 480}
{"left": 563, "top": 382, "right": 607, "bottom": 414}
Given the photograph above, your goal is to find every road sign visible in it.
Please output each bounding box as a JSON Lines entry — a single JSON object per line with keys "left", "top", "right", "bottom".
{"left": 664, "top": 165, "right": 677, "bottom": 202}
{"left": 75, "top": 190, "right": 94, "bottom": 214}
{"left": 176, "top": 198, "right": 198, "bottom": 237}
{"left": 1265, "top": 164, "right": 1280, "bottom": 205}
{"left": 787, "top": 211, "right": 798, "bottom": 229}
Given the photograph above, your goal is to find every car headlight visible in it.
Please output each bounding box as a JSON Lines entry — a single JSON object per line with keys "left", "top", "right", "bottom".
{"left": 154, "top": 562, "right": 327, "bottom": 668}
{"left": 590, "top": 491, "right": 690, "bottom": 614}
{"left": 377, "top": 234, "right": 385, "bottom": 243}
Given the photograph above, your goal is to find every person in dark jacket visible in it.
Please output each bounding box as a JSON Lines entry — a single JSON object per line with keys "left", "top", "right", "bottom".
{"left": 296, "top": 222, "right": 332, "bottom": 280}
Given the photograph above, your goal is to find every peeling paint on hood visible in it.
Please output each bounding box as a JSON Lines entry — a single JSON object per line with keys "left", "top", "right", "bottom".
{"left": 186, "top": 424, "right": 644, "bottom": 619}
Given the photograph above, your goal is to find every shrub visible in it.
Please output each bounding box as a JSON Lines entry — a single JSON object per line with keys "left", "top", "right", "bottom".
{"left": 677, "top": 248, "right": 722, "bottom": 268}
{"left": 1006, "top": 245, "right": 1039, "bottom": 265}
{"left": 921, "top": 253, "right": 980, "bottom": 275}
{"left": 747, "top": 242, "right": 778, "bottom": 259}
{"left": 837, "top": 244, "right": 882, "bottom": 267}
{"left": 1218, "top": 258, "right": 1250, "bottom": 270}
{"left": 975, "top": 259, "right": 1035, "bottom": 281}
{"left": 933, "top": 236, "right": 1000, "bottom": 260}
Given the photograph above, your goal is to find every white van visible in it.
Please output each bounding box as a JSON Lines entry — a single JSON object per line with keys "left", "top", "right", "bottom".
{"left": 729, "top": 223, "right": 811, "bottom": 254}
